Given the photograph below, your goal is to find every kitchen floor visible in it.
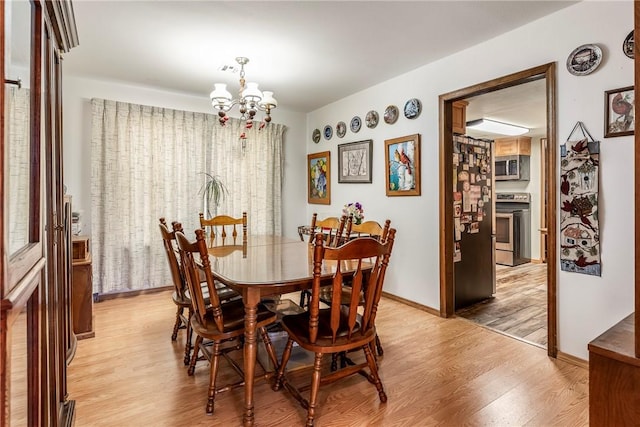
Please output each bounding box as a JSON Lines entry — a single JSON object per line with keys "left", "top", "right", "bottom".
{"left": 456, "top": 262, "right": 547, "bottom": 348}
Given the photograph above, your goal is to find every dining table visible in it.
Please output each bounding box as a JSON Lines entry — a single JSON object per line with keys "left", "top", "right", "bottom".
{"left": 206, "top": 234, "right": 355, "bottom": 426}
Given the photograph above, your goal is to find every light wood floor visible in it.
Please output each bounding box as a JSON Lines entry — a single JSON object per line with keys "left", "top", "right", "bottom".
{"left": 456, "top": 263, "right": 547, "bottom": 348}
{"left": 67, "top": 290, "right": 587, "bottom": 426}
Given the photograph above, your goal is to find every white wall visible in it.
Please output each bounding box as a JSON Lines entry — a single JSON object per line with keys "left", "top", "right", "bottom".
{"left": 62, "top": 76, "right": 308, "bottom": 240}
{"left": 306, "top": 1, "right": 634, "bottom": 360}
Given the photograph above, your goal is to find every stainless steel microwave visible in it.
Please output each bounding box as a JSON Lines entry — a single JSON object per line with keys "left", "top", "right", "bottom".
{"left": 494, "top": 155, "right": 530, "bottom": 181}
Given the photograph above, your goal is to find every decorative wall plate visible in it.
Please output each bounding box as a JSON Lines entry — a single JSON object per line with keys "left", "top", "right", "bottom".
{"left": 623, "top": 30, "right": 634, "bottom": 59}
{"left": 404, "top": 98, "right": 422, "bottom": 119}
{"left": 384, "top": 105, "right": 399, "bottom": 124}
{"left": 350, "top": 116, "right": 362, "bottom": 133}
{"left": 312, "top": 128, "right": 321, "bottom": 143}
{"left": 365, "top": 110, "right": 379, "bottom": 128}
{"left": 323, "top": 125, "right": 333, "bottom": 140}
{"left": 566, "top": 44, "right": 602, "bottom": 76}
{"left": 336, "top": 121, "right": 346, "bottom": 138}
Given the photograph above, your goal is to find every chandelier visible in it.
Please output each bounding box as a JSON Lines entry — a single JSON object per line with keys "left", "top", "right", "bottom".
{"left": 209, "top": 57, "right": 278, "bottom": 128}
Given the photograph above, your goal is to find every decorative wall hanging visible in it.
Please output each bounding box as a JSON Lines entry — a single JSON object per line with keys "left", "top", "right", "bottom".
{"left": 350, "top": 116, "right": 362, "bottom": 133}
{"left": 566, "top": 44, "right": 602, "bottom": 76}
{"left": 403, "top": 98, "right": 422, "bottom": 119}
{"left": 560, "top": 122, "right": 600, "bottom": 276}
{"left": 623, "top": 30, "right": 634, "bottom": 59}
{"left": 384, "top": 105, "right": 399, "bottom": 124}
{"left": 604, "top": 86, "right": 634, "bottom": 137}
{"left": 338, "top": 140, "right": 372, "bottom": 183}
{"left": 308, "top": 151, "right": 330, "bottom": 204}
{"left": 365, "top": 110, "right": 379, "bottom": 128}
{"left": 336, "top": 121, "right": 346, "bottom": 138}
{"left": 312, "top": 128, "right": 321, "bottom": 144}
{"left": 384, "top": 134, "right": 421, "bottom": 196}
{"left": 323, "top": 125, "right": 333, "bottom": 140}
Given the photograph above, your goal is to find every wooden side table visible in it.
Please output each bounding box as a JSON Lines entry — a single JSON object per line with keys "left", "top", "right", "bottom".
{"left": 72, "top": 254, "right": 95, "bottom": 339}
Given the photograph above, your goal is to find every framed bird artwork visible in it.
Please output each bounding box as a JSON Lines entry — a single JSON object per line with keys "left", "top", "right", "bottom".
{"left": 604, "top": 86, "right": 634, "bottom": 138}
{"left": 384, "top": 134, "right": 421, "bottom": 196}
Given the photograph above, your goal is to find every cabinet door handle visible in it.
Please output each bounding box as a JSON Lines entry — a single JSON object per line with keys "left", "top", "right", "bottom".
{"left": 53, "top": 224, "right": 65, "bottom": 231}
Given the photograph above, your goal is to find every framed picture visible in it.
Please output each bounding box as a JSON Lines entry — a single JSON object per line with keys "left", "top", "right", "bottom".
{"left": 308, "top": 151, "right": 330, "bottom": 204}
{"left": 338, "top": 140, "right": 372, "bottom": 183}
{"left": 604, "top": 86, "right": 634, "bottom": 138}
{"left": 384, "top": 134, "right": 421, "bottom": 196}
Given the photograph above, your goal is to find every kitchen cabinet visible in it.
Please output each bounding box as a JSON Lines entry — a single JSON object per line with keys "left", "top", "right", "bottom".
{"left": 494, "top": 136, "right": 531, "bottom": 156}
{"left": 452, "top": 100, "right": 469, "bottom": 135}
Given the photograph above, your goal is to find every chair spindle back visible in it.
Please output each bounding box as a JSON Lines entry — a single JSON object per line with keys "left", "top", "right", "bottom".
{"left": 159, "top": 218, "right": 187, "bottom": 300}
{"left": 308, "top": 229, "right": 396, "bottom": 344}
{"left": 175, "top": 227, "right": 225, "bottom": 332}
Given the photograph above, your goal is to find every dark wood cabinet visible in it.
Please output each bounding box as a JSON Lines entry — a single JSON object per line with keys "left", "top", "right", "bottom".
{"left": 72, "top": 252, "right": 94, "bottom": 339}
{"left": 0, "top": 1, "right": 79, "bottom": 425}
{"left": 588, "top": 314, "right": 640, "bottom": 425}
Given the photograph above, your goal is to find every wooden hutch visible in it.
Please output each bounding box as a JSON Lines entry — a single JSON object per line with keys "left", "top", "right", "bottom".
{"left": 0, "top": 1, "right": 79, "bottom": 425}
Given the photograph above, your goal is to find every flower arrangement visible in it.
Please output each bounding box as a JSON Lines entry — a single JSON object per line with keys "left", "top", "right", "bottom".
{"left": 343, "top": 202, "right": 364, "bottom": 225}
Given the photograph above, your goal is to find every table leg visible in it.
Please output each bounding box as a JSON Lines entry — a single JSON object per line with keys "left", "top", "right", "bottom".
{"left": 242, "top": 289, "right": 260, "bottom": 426}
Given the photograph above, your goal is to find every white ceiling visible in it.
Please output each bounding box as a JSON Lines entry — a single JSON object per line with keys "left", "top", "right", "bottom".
{"left": 465, "top": 78, "right": 547, "bottom": 140}
{"left": 64, "top": 1, "right": 577, "bottom": 114}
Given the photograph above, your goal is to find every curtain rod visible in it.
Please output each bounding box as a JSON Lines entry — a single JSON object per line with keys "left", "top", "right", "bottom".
{"left": 5, "top": 78, "right": 22, "bottom": 88}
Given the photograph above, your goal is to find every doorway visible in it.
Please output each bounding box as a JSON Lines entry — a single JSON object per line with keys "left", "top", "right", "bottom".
{"left": 455, "top": 80, "right": 548, "bottom": 349}
{"left": 438, "top": 63, "right": 558, "bottom": 357}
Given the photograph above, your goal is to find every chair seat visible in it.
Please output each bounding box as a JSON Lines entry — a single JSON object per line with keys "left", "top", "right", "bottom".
{"left": 318, "top": 285, "right": 364, "bottom": 306}
{"left": 173, "top": 281, "right": 238, "bottom": 307}
{"left": 281, "top": 309, "right": 375, "bottom": 352}
{"left": 191, "top": 299, "right": 277, "bottom": 340}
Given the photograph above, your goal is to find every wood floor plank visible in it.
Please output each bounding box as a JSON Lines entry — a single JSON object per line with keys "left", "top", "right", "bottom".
{"left": 456, "top": 263, "right": 548, "bottom": 347}
{"left": 67, "top": 290, "right": 586, "bottom": 426}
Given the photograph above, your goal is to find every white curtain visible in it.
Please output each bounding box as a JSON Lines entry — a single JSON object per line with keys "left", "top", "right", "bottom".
{"left": 7, "top": 86, "right": 30, "bottom": 255}
{"left": 91, "top": 99, "right": 285, "bottom": 295}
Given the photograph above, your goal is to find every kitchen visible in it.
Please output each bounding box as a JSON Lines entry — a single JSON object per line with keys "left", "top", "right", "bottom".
{"left": 453, "top": 79, "right": 548, "bottom": 348}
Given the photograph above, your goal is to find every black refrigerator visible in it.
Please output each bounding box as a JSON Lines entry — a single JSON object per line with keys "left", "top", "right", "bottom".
{"left": 452, "top": 135, "right": 495, "bottom": 310}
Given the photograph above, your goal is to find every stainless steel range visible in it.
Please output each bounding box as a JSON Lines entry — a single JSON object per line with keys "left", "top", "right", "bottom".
{"left": 495, "top": 192, "right": 531, "bottom": 266}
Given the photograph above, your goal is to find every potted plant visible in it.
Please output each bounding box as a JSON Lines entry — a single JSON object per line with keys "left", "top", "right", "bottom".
{"left": 199, "top": 172, "right": 227, "bottom": 217}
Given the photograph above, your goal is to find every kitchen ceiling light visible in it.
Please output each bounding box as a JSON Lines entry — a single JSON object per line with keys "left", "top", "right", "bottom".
{"left": 210, "top": 57, "right": 277, "bottom": 127}
{"left": 466, "top": 118, "right": 529, "bottom": 136}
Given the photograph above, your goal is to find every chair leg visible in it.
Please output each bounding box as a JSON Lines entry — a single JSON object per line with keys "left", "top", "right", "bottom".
{"left": 330, "top": 353, "right": 338, "bottom": 371}
{"left": 259, "top": 327, "right": 279, "bottom": 372}
{"left": 363, "top": 343, "right": 387, "bottom": 403}
{"left": 184, "top": 309, "right": 193, "bottom": 365}
{"left": 375, "top": 334, "right": 384, "bottom": 356}
{"left": 298, "top": 291, "right": 307, "bottom": 308}
{"left": 171, "top": 306, "right": 183, "bottom": 341}
{"left": 206, "top": 342, "right": 221, "bottom": 414}
{"left": 188, "top": 335, "right": 202, "bottom": 376}
{"left": 306, "top": 353, "right": 323, "bottom": 427}
{"left": 273, "top": 338, "right": 294, "bottom": 391}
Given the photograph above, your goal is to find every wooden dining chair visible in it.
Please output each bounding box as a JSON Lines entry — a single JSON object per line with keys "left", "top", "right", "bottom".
{"left": 159, "top": 217, "right": 201, "bottom": 365}
{"left": 309, "top": 213, "right": 351, "bottom": 246}
{"left": 299, "top": 214, "right": 351, "bottom": 307}
{"left": 159, "top": 218, "right": 239, "bottom": 366}
{"left": 199, "top": 212, "right": 247, "bottom": 298}
{"left": 273, "top": 229, "right": 397, "bottom": 426}
{"left": 199, "top": 212, "right": 247, "bottom": 244}
{"left": 175, "top": 226, "right": 279, "bottom": 415}
{"left": 351, "top": 219, "right": 391, "bottom": 241}
{"left": 320, "top": 219, "right": 391, "bottom": 361}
